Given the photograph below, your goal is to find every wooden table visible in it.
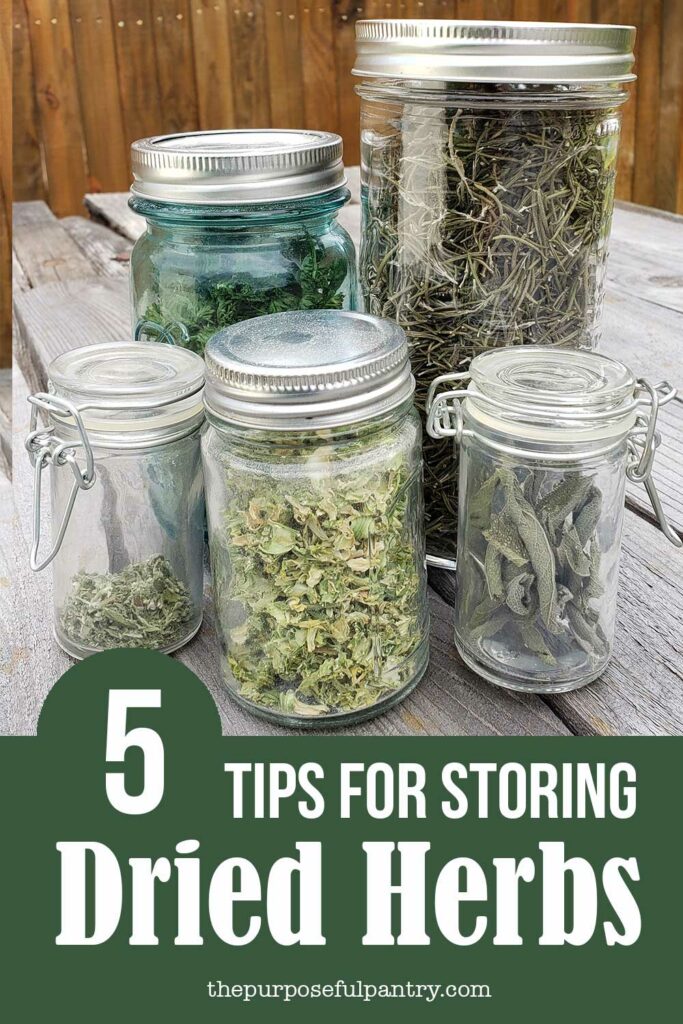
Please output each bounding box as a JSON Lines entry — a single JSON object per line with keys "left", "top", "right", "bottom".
{"left": 5, "top": 171, "right": 683, "bottom": 736}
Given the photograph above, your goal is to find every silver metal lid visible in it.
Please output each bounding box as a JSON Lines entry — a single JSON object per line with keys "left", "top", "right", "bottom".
{"left": 353, "top": 20, "right": 636, "bottom": 84}
{"left": 204, "top": 310, "right": 414, "bottom": 430}
{"left": 131, "top": 129, "right": 347, "bottom": 205}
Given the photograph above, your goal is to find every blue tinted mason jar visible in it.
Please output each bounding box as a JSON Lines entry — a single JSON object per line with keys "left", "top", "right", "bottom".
{"left": 129, "top": 130, "right": 358, "bottom": 355}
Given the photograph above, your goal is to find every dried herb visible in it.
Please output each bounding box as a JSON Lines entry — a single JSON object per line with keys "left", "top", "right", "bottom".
{"left": 60, "top": 555, "right": 195, "bottom": 651}
{"left": 361, "top": 91, "right": 618, "bottom": 557}
{"left": 460, "top": 467, "right": 608, "bottom": 674}
{"left": 210, "top": 437, "right": 426, "bottom": 717}
{"left": 141, "top": 233, "right": 348, "bottom": 354}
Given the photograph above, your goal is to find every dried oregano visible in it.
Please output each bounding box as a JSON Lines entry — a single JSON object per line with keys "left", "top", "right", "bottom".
{"left": 361, "top": 91, "right": 617, "bottom": 556}
{"left": 60, "top": 555, "right": 195, "bottom": 651}
{"left": 210, "top": 440, "right": 425, "bottom": 717}
{"left": 461, "top": 467, "right": 607, "bottom": 668}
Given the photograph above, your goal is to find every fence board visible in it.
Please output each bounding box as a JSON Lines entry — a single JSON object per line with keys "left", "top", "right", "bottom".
{"left": 69, "top": 0, "right": 129, "bottom": 193}
{"left": 12, "top": 0, "right": 45, "bottom": 203}
{"left": 151, "top": 0, "right": 198, "bottom": 134}
{"left": 190, "top": 0, "right": 234, "bottom": 130}
{"left": 110, "top": 0, "right": 163, "bottom": 143}
{"left": 24, "top": 0, "right": 89, "bottom": 216}
{"left": 228, "top": 1, "right": 270, "bottom": 129}
{"left": 12, "top": 0, "right": 683, "bottom": 217}
{"left": 265, "top": 0, "right": 304, "bottom": 130}
{"left": 299, "top": 1, "right": 339, "bottom": 134}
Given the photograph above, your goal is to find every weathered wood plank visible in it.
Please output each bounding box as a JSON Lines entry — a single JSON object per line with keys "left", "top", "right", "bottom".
{"left": 84, "top": 192, "right": 145, "bottom": 241}
{"left": 13, "top": 201, "right": 96, "bottom": 286}
{"left": 61, "top": 215, "right": 132, "bottom": 278}
{"left": 430, "top": 507, "right": 683, "bottom": 737}
{"left": 13, "top": 277, "right": 132, "bottom": 388}
{"left": 607, "top": 202, "right": 683, "bottom": 314}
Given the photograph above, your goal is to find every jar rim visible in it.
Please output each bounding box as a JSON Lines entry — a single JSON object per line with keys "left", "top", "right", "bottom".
{"left": 131, "top": 129, "right": 347, "bottom": 205}
{"left": 47, "top": 342, "right": 205, "bottom": 444}
{"left": 353, "top": 19, "right": 636, "bottom": 85}
{"left": 203, "top": 310, "right": 416, "bottom": 430}
{"left": 464, "top": 347, "right": 639, "bottom": 440}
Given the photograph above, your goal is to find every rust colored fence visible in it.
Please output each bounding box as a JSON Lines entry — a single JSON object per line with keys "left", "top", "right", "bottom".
{"left": 12, "top": 0, "right": 683, "bottom": 227}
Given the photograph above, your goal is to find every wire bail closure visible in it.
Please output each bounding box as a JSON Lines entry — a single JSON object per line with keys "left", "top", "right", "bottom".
{"left": 426, "top": 371, "right": 681, "bottom": 548}
{"left": 24, "top": 393, "right": 97, "bottom": 571}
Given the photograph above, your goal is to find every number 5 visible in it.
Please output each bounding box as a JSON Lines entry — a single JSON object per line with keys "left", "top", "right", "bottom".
{"left": 105, "top": 690, "right": 164, "bottom": 815}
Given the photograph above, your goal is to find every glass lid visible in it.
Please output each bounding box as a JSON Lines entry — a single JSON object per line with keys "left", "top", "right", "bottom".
{"left": 48, "top": 342, "right": 205, "bottom": 407}
{"left": 469, "top": 347, "right": 636, "bottom": 415}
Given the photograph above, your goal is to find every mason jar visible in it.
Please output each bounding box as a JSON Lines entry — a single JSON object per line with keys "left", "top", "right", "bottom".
{"left": 201, "top": 310, "right": 429, "bottom": 727}
{"left": 25, "top": 343, "right": 206, "bottom": 659}
{"left": 353, "top": 19, "right": 636, "bottom": 566}
{"left": 129, "top": 130, "right": 358, "bottom": 354}
{"left": 427, "top": 347, "right": 680, "bottom": 693}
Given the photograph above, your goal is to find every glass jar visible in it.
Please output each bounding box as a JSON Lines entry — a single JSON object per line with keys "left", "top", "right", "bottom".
{"left": 201, "top": 310, "right": 429, "bottom": 727}
{"left": 25, "top": 343, "right": 206, "bottom": 659}
{"left": 427, "top": 347, "right": 680, "bottom": 693}
{"left": 129, "top": 130, "right": 358, "bottom": 355}
{"left": 353, "top": 19, "right": 636, "bottom": 566}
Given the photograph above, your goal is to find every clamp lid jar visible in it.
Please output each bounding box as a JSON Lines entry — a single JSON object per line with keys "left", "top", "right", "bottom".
{"left": 26, "top": 343, "right": 206, "bottom": 659}
{"left": 427, "top": 347, "right": 679, "bottom": 694}
{"left": 201, "top": 310, "right": 430, "bottom": 727}
{"left": 129, "top": 129, "right": 357, "bottom": 355}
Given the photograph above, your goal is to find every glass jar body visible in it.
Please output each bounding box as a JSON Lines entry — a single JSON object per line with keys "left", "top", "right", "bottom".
{"left": 454, "top": 418, "right": 628, "bottom": 692}
{"left": 130, "top": 191, "right": 358, "bottom": 355}
{"left": 51, "top": 428, "right": 205, "bottom": 659}
{"left": 201, "top": 404, "right": 430, "bottom": 726}
{"left": 358, "top": 80, "right": 625, "bottom": 564}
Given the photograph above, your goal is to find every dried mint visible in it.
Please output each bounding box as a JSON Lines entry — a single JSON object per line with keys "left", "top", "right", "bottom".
{"left": 60, "top": 554, "right": 195, "bottom": 651}
{"left": 141, "top": 233, "right": 348, "bottom": 354}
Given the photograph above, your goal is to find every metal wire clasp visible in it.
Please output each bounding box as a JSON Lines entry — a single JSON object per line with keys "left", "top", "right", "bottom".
{"left": 24, "top": 393, "right": 97, "bottom": 571}
{"left": 426, "top": 371, "right": 471, "bottom": 441}
{"left": 627, "top": 379, "right": 681, "bottom": 547}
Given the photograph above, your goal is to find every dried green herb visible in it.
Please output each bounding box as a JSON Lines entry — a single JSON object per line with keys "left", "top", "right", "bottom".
{"left": 60, "top": 555, "right": 195, "bottom": 651}
{"left": 210, "top": 439, "right": 426, "bottom": 718}
{"left": 141, "top": 233, "right": 348, "bottom": 354}
{"left": 461, "top": 466, "right": 607, "bottom": 674}
{"left": 361, "top": 92, "right": 617, "bottom": 557}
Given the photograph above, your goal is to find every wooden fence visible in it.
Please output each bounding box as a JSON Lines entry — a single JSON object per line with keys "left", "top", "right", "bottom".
{"left": 1, "top": 1, "right": 11, "bottom": 368}
{"left": 12, "top": 0, "right": 683, "bottom": 225}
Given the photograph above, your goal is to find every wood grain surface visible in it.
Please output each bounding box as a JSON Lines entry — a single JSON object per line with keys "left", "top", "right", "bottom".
{"left": 11, "top": 0, "right": 683, "bottom": 217}
{"left": 7, "top": 182, "right": 683, "bottom": 736}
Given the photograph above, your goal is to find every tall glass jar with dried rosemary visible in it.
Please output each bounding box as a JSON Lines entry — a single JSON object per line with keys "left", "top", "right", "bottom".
{"left": 354, "top": 19, "right": 636, "bottom": 565}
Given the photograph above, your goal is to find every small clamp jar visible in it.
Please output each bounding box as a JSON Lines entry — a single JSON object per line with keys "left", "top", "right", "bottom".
{"left": 201, "top": 309, "right": 430, "bottom": 726}
{"left": 25, "top": 343, "right": 206, "bottom": 659}
{"left": 427, "top": 347, "right": 680, "bottom": 693}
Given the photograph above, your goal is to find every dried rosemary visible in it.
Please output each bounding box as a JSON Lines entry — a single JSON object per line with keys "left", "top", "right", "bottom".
{"left": 141, "top": 233, "right": 348, "bottom": 354}
{"left": 210, "top": 441, "right": 425, "bottom": 717}
{"left": 60, "top": 555, "right": 195, "bottom": 651}
{"left": 460, "top": 466, "right": 607, "bottom": 673}
{"left": 361, "top": 92, "right": 618, "bottom": 557}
